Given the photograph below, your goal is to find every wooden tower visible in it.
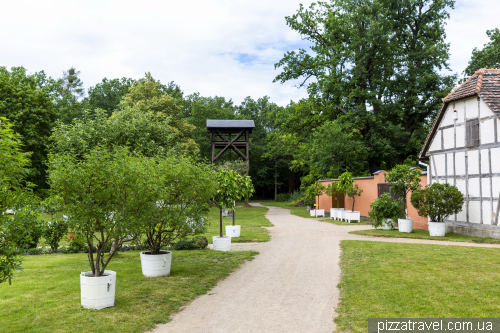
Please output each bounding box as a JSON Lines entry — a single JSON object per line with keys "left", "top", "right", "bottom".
{"left": 206, "top": 119, "right": 255, "bottom": 175}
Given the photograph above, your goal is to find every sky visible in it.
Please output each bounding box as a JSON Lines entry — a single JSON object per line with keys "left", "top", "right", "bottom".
{"left": 1, "top": 0, "right": 499, "bottom": 106}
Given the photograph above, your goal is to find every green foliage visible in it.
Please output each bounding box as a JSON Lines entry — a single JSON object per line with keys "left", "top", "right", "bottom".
{"left": 411, "top": 183, "right": 464, "bottom": 222}
{"left": 368, "top": 193, "right": 403, "bottom": 229}
{"left": 173, "top": 236, "right": 208, "bottom": 251}
{"left": 276, "top": 193, "right": 291, "bottom": 202}
{"left": 214, "top": 160, "right": 248, "bottom": 177}
{"left": 385, "top": 165, "right": 422, "bottom": 217}
{"left": 4, "top": 203, "right": 44, "bottom": 250}
{"left": 305, "top": 182, "right": 325, "bottom": 207}
{"left": 463, "top": 28, "right": 500, "bottom": 77}
{"left": 42, "top": 220, "right": 68, "bottom": 252}
{"left": 85, "top": 77, "right": 134, "bottom": 116}
{"left": 0, "top": 67, "right": 58, "bottom": 190}
{"left": 346, "top": 183, "right": 363, "bottom": 212}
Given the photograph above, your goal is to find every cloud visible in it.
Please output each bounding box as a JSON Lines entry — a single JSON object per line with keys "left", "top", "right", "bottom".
{"left": 1, "top": 0, "right": 498, "bottom": 106}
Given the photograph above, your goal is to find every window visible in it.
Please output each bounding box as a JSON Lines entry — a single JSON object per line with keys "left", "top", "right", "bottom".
{"left": 466, "top": 118, "right": 479, "bottom": 147}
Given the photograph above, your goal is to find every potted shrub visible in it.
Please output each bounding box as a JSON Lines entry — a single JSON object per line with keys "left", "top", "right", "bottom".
{"left": 137, "top": 155, "right": 215, "bottom": 277}
{"left": 212, "top": 169, "right": 254, "bottom": 251}
{"left": 385, "top": 165, "right": 421, "bottom": 233}
{"left": 368, "top": 193, "right": 403, "bottom": 230}
{"left": 49, "top": 147, "right": 149, "bottom": 309}
{"left": 325, "top": 181, "right": 344, "bottom": 219}
{"left": 305, "top": 182, "right": 325, "bottom": 217}
{"left": 411, "top": 183, "right": 464, "bottom": 236}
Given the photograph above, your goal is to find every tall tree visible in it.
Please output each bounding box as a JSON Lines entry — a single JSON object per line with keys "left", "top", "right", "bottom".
{"left": 274, "top": 0, "right": 455, "bottom": 173}
{"left": 463, "top": 28, "right": 500, "bottom": 77}
{"left": 85, "top": 77, "right": 134, "bottom": 116}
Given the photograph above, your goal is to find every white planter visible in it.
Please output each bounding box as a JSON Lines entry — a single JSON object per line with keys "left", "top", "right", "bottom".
{"left": 340, "top": 210, "right": 352, "bottom": 221}
{"left": 345, "top": 211, "right": 361, "bottom": 223}
{"left": 80, "top": 270, "right": 116, "bottom": 310}
{"left": 222, "top": 209, "right": 228, "bottom": 217}
{"left": 428, "top": 222, "right": 446, "bottom": 237}
{"left": 330, "top": 208, "right": 338, "bottom": 220}
{"left": 382, "top": 219, "right": 394, "bottom": 230}
{"left": 306, "top": 206, "right": 311, "bottom": 211}
{"left": 398, "top": 218, "right": 413, "bottom": 233}
{"left": 213, "top": 236, "right": 231, "bottom": 251}
{"left": 225, "top": 225, "right": 241, "bottom": 237}
{"left": 310, "top": 209, "right": 325, "bottom": 217}
{"left": 140, "top": 251, "right": 172, "bottom": 277}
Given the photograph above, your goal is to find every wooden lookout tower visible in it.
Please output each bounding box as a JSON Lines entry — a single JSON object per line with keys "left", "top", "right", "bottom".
{"left": 207, "top": 119, "right": 255, "bottom": 175}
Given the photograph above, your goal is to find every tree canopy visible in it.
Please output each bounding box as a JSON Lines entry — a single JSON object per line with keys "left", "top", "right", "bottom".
{"left": 463, "top": 28, "right": 500, "bottom": 77}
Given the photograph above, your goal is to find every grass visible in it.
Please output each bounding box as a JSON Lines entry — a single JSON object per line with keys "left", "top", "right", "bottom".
{"left": 319, "top": 218, "right": 371, "bottom": 226}
{"left": 202, "top": 205, "right": 272, "bottom": 243}
{"left": 349, "top": 228, "right": 500, "bottom": 244}
{"left": 0, "top": 250, "right": 257, "bottom": 333}
{"left": 336, "top": 241, "right": 500, "bottom": 333}
{"left": 257, "top": 201, "right": 316, "bottom": 219}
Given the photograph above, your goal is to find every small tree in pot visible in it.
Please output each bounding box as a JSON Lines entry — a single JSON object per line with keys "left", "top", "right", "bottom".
{"left": 137, "top": 155, "right": 216, "bottom": 276}
{"left": 411, "top": 183, "right": 464, "bottom": 237}
{"left": 368, "top": 193, "right": 403, "bottom": 230}
{"left": 305, "top": 182, "right": 325, "bottom": 216}
{"left": 385, "top": 165, "right": 421, "bottom": 233}
{"left": 211, "top": 169, "right": 254, "bottom": 250}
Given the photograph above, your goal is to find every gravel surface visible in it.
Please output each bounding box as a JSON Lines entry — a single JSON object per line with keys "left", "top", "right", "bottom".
{"left": 151, "top": 204, "right": 500, "bottom": 333}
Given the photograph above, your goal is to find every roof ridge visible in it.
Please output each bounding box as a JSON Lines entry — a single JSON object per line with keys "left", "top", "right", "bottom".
{"left": 475, "top": 68, "right": 485, "bottom": 92}
{"left": 442, "top": 71, "right": 479, "bottom": 101}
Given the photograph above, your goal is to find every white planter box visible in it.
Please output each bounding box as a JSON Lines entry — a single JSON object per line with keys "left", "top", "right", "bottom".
{"left": 330, "top": 208, "right": 338, "bottom": 220}
{"left": 225, "top": 225, "right": 241, "bottom": 237}
{"left": 309, "top": 209, "right": 325, "bottom": 217}
{"left": 80, "top": 270, "right": 116, "bottom": 310}
{"left": 222, "top": 209, "right": 228, "bottom": 217}
{"left": 140, "top": 251, "right": 172, "bottom": 277}
{"left": 428, "top": 222, "right": 446, "bottom": 237}
{"left": 340, "top": 210, "right": 352, "bottom": 221}
{"left": 345, "top": 211, "right": 361, "bottom": 223}
{"left": 398, "top": 219, "right": 413, "bottom": 233}
{"left": 213, "top": 236, "right": 231, "bottom": 251}
{"left": 382, "top": 218, "right": 394, "bottom": 230}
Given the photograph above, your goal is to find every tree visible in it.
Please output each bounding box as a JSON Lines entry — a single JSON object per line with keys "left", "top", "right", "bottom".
{"left": 120, "top": 73, "right": 198, "bottom": 155}
{"left": 0, "top": 118, "right": 29, "bottom": 284}
{"left": 211, "top": 170, "right": 254, "bottom": 237}
{"left": 384, "top": 165, "right": 421, "bottom": 218}
{"left": 325, "top": 181, "right": 343, "bottom": 209}
{"left": 0, "top": 67, "right": 58, "bottom": 191}
{"left": 53, "top": 67, "right": 86, "bottom": 123}
{"left": 305, "top": 182, "right": 325, "bottom": 209}
{"left": 85, "top": 77, "right": 134, "bottom": 117}
{"left": 411, "top": 183, "right": 464, "bottom": 222}
{"left": 274, "top": 0, "right": 455, "bottom": 172}
{"left": 463, "top": 28, "right": 500, "bottom": 78}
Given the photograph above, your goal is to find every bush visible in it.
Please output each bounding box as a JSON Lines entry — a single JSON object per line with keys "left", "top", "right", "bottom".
{"left": 276, "top": 193, "right": 291, "bottom": 202}
{"left": 288, "top": 190, "right": 303, "bottom": 203}
{"left": 368, "top": 193, "right": 403, "bottom": 229}
{"left": 173, "top": 236, "right": 208, "bottom": 250}
{"left": 192, "top": 236, "right": 208, "bottom": 249}
{"left": 26, "top": 248, "right": 43, "bottom": 255}
{"left": 4, "top": 205, "right": 44, "bottom": 250}
{"left": 411, "top": 183, "right": 464, "bottom": 222}
{"left": 42, "top": 220, "right": 68, "bottom": 252}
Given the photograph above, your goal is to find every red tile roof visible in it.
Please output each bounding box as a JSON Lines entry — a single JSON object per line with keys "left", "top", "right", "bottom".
{"left": 419, "top": 69, "right": 500, "bottom": 159}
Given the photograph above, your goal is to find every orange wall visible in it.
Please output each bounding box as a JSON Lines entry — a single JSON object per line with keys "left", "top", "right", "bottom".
{"left": 316, "top": 171, "right": 428, "bottom": 230}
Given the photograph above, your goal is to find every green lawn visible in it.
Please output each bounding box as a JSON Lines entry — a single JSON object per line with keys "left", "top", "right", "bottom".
{"left": 0, "top": 250, "right": 257, "bottom": 333}
{"left": 319, "top": 218, "right": 371, "bottom": 226}
{"left": 202, "top": 205, "right": 272, "bottom": 243}
{"left": 349, "top": 228, "right": 500, "bottom": 244}
{"left": 258, "top": 201, "right": 316, "bottom": 219}
{"left": 336, "top": 241, "right": 500, "bottom": 333}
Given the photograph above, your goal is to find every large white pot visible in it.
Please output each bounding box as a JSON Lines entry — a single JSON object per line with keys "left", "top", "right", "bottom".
{"left": 382, "top": 218, "right": 393, "bottom": 230}
{"left": 225, "top": 225, "right": 241, "bottom": 237}
{"left": 222, "top": 209, "right": 228, "bottom": 217}
{"left": 80, "top": 270, "right": 116, "bottom": 310}
{"left": 140, "top": 251, "right": 172, "bottom": 277}
{"left": 330, "top": 208, "right": 337, "bottom": 220}
{"left": 398, "top": 219, "right": 413, "bottom": 233}
{"left": 213, "top": 236, "right": 231, "bottom": 251}
{"left": 428, "top": 222, "right": 446, "bottom": 237}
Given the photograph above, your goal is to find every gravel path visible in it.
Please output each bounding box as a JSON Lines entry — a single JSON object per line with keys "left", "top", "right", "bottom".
{"left": 151, "top": 204, "right": 500, "bottom": 333}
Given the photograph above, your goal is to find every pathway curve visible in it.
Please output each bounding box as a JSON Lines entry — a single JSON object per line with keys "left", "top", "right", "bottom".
{"left": 151, "top": 204, "right": 500, "bottom": 333}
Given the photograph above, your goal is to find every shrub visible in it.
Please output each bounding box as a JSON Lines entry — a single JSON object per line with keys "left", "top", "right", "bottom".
{"left": 276, "top": 193, "right": 291, "bottom": 202}
{"left": 4, "top": 204, "right": 44, "bottom": 250}
{"left": 26, "top": 248, "right": 43, "bottom": 255}
{"left": 288, "top": 190, "right": 303, "bottom": 203}
{"left": 173, "top": 236, "right": 208, "bottom": 250}
{"left": 192, "top": 236, "right": 208, "bottom": 249}
{"left": 385, "top": 165, "right": 421, "bottom": 218}
{"left": 368, "top": 193, "right": 403, "bottom": 229}
{"left": 42, "top": 220, "right": 68, "bottom": 252}
{"left": 411, "top": 183, "right": 464, "bottom": 222}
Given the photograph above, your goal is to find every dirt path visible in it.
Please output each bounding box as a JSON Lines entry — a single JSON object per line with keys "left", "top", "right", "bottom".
{"left": 151, "top": 204, "right": 500, "bottom": 333}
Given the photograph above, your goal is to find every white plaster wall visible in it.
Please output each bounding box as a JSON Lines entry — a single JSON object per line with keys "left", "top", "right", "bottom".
{"left": 468, "top": 178, "right": 480, "bottom": 197}
{"left": 441, "top": 104, "right": 456, "bottom": 127}
{"left": 492, "top": 177, "right": 500, "bottom": 198}
{"left": 456, "top": 202, "right": 467, "bottom": 222}
{"left": 455, "top": 152, "right": 466, "bottom": 175}
{"left": 428, "top": 131, "right": 441, "bottom": 152}
{"left": 456, "top": 178, "right": 466, "bottom": 195}
{"left": 456, "top": 125, "right": 465, "bottom": 148}
{"left": 469, "top": 201, "right": 481, "bottom": 223}
{"left": 480, "top": 99, "right": 493, "bottom": 118}
{"left": 480, "top": 149, "right": 490, "bottom": 175}
{"left": 443, "top": 127, "right": 454, "bottom": 149}
{"left": 434, "top": 154, "right": 446, "bottom": 177}
{"left": 481, "top": 178, "right": 491, "bottom": 199}
{"left": 468, "top": 150, "right": 479, "bottom": 175}
{"left": 494, "top": 201, "right": 499, "bottom": 223}
{"left": 455, "top": 100, "right": 465, "bottom": 123}
{"left": 491, "top": 148, "right": 500, "bottom": 173}
{"left": 465, "top": 97, "right": 479, "bottom": 119}
{"left": 480, "top": 119, "right": 495, "bottom": 145}
{"left": 483, "top": 201, "right": 493, "bottom": 225}
{"left": 447, "top": 153, "right": 454, "bottom": 176}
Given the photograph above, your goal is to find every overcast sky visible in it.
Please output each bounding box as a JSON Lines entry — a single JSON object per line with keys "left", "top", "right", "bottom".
{"left": 1, "top": 0, "right": 499, "bottom": 106}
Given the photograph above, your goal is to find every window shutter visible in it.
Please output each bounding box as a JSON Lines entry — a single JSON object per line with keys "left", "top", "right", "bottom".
{"left": 466, "top": 119, "right": 479, "bottom": 147}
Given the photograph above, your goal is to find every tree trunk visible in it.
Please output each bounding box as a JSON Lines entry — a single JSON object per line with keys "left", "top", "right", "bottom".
{"left": 232, "top": 210, "right": 235, "bottom": 226}
{"left": 288, "top": 168, "right": 295, "bottom": 194}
